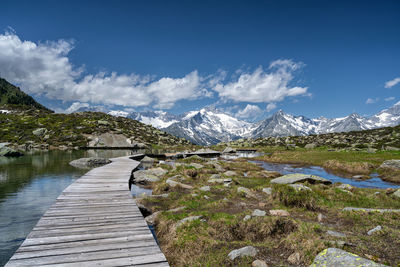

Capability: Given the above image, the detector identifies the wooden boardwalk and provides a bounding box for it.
[6,156,169,267]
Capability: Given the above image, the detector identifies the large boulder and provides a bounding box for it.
[310,248,387,266]
[228,246,258,260]
[133,170,160,184]
[270,173,331,185]
[379,160,400,170]
[69,157,111,169]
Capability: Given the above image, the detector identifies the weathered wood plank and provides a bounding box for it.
[5,156,169,266]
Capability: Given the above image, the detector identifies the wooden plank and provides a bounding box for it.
[5,156,168,266]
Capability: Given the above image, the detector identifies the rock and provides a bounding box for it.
[69,157,111,169]
[223,147,236,153]
[208,177,232,185]
[189,163,204,169]
[141,156,156,164]
[260,170,281,178]
[176,215,202,228]
[166,177,193,189]
[367,225,382,235]
[0,147,23,157]
[305,143,316,149]
[187,155,206,161]
[338,184,353,191]
[167,206,186,212]
[394,189,400,198]
[343,207,400,213]
[385,188,395,195]
[200,186,210,192]
[145,211,161,225]
[352,175,369,180]
[228,246,258,260]
[224,170,237,176]
[379,159,400,170]
[204,195,210,199]
[310,248,386,266]
[210,174,221,179]
[269,209,290,217]
[237,187,257,198]
[385,146,400,151]
[367,147,377,153]
[133,170,160,184]
[317,213,325,222]
[262,187,272,195]
[252,209,266,217]
[244,215,252,221]
[97,120,109,125]
[252,259,268,267]
[270,173,331,185]
[146,167,168,177]
[32,128,47,137]
[288,184,312,191]
[287,252,301,265]
[326,230,346,238]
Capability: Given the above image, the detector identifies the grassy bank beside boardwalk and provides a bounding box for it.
[136,156,400,266]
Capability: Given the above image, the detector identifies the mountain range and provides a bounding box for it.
[103,103,400,145]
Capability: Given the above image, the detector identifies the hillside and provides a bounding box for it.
[0,78,52,112]
[0,110,191,149]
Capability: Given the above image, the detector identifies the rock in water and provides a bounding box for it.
[228,246,258,260]
[270,173,331,185]
[310,248,387,266]
[0,147,23,157]
[69,157,111,169]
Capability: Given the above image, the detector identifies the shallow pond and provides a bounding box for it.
[252,160,400,189]
[0,149,139,266]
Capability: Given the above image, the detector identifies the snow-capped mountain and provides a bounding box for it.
[163,108,255,145]
[127,111,181,128]
[108,110,129,117]
[105,102,400,145]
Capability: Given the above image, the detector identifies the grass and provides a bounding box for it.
[136,156,400,266]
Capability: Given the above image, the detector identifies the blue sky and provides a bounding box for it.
[0,0,399,120]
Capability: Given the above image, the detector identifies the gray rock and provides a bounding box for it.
[326,230,346,238]
[176,215,202,228]
[305,143,316,149]
[133,170,160,184]
[379,159,400,170]
[32,128,47,137]
[252,209,266,217]
[262,187,272,195]
[208,177,232,184]
[189,163,204,169]
[141,156,156,163]
[237,187,257,198]
[97,120,109,125]
[243,215,252,221]
[224,171,237,176]
[223,147,236,153]
[310,248,387,266]
[166,177,193,189]
[367,225,382,235]
[252,259,268,267]
[167,206,186,212]
[270,173,331,185]
[288,184,312,191]
[0,147,23,157]
[145,211,161,225]
[146,167,168,177]
[200,186,210,192]
[228,246,258,260]
[69,157,111,169]
[343,207,400,213]
[394,189,400,198]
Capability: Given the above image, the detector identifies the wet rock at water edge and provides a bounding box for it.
[0,146,24,157]
[270,173,332,185]
[69,157,111,169]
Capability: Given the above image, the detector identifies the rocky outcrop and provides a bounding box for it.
[379,160,400,170]
[69,157,111,169]
[310,248,387,266]
[87,133,146,148]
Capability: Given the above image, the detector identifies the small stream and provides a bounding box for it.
[252,161,400,189]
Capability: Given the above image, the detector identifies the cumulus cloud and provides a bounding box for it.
[385,96,395,101]
[65,102,90,113]
[366,97,379,104]
[385,77,400,88]
[266,103,277,112]
[213,59,308,103]
[236,104,263,119]
[0,31,209,109]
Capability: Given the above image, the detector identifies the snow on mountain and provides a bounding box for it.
[127,111,181,128]
[107,110,129,117]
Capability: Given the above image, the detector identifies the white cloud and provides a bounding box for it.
[236,104,263,119]
[0,31,209,109]
[65,102,90,113]
[366,97,379,104]
[213,59,308,103]
[385,77,400,88]
[385,96,395,101]
[266,103,277,112]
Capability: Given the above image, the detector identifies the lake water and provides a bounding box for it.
[252,160,400,189]
[0,149,137,266]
